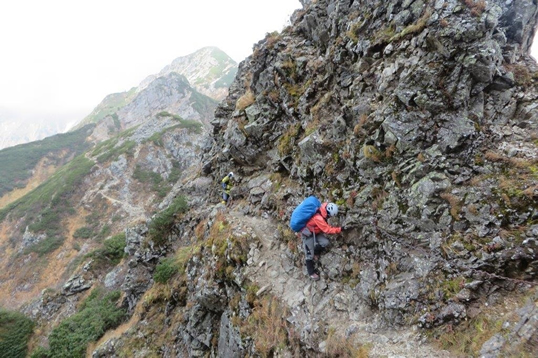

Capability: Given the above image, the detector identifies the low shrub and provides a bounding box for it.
[46,289,126,358]
[86,233,126,268]
[133,165,171,198]
[148,196,188,245]
[153,257,179,284]
[73,226,94,239]
[0,309,35,358]
[24,236,65,256]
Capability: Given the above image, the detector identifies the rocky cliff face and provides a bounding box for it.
[197,0,538,355]
[85,0,538,356]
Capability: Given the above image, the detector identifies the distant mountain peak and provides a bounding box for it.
[74,47,235,134]
[138,47,238,101]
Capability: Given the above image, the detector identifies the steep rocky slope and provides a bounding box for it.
[75,0,538,357]
[198,0,538,355]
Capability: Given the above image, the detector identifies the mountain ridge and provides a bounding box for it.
[75,47,237,133]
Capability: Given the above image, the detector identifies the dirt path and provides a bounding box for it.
[233,210,453,357]
[80,161,146,221]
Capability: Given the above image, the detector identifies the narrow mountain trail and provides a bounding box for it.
[231,209,453,357]
[80,159,147,221]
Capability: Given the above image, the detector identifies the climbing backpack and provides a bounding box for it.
[289,196,321,232]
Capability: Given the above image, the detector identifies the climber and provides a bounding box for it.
[221,172,234,205]
[301,202,341,281]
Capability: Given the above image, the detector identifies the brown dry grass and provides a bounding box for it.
[236,90,255,111]
[391,170,402,188]
[326,327,371,357]
[385,144,397,159]
[484,150,536,169]
[389,7,432,42]
[417,153,426,162]
[239,295,301,357]
[194,219,208,240]
[0,207,90,309]
[430,289,536,357]
[440,192,462,220]
[0,157,58,209]
[464,0,486,17]
[353,114,369,137]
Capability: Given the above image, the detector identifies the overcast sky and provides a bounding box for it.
[1,1,538,124]
[0,0,301,122]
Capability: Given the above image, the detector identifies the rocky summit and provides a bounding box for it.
[0,1,537,357]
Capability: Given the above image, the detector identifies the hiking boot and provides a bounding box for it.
[309,273,320,281]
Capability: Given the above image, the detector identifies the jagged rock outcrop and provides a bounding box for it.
[200,0,538,355]
[119,73,216,129]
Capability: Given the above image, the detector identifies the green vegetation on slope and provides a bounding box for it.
[90,125,140,160]
[33,288,126,358]
[215,67,238,89]
[189,91,218,117]
[148,195,188,246]
[153,257,179,283]
[210,47,235,65]
[0,155,95,253]
[0,309,35,358]
[0,124,94,198]
[133,165,169,198]
[74,88,137,129]
[85,233,127,269]
[96,140,136,163]
[155,111,204,134]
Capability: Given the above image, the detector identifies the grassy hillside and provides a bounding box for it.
[0,124,95,199]
[0,309,34,358]
[0,154,95,255]
[74,88,137,130]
